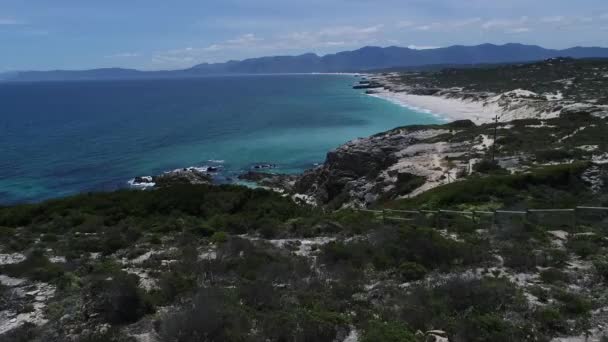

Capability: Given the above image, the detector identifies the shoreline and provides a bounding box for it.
[362,74,576,125]
[366,88,502,125]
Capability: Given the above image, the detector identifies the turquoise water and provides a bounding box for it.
[0,75,440,204]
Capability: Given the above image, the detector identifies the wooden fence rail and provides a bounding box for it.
[354,206,608,229]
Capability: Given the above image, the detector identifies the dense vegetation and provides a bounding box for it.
[1,167,607,341]
[392,58,608,105]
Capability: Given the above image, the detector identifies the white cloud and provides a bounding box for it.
[411,18,481,32]
[226,33,262,45]
[150,25,386,68]
[106,52,139,58]
[407,45,440,50]
[414,23,441,31]
[396,20,414,28]
[482,16,529,30]
[318,25,383,37]
[507,27,531,34]
[0,18,21,25]
[541,16,565,23]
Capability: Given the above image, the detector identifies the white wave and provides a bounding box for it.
[127,178,156,189]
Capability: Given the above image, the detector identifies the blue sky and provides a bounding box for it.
[1,0,607,71]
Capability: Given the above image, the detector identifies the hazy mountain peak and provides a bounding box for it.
[4,43,608,82]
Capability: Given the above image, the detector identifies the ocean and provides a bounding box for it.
[0,74,441,204]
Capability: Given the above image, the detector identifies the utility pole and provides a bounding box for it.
[491,115,499,162]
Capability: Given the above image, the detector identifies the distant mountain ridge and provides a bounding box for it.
[5,43,608,82]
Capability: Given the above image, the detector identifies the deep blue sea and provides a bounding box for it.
[0,75,440,204]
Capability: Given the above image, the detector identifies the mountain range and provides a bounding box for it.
[3,43,608,82]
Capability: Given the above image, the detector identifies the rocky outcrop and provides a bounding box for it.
[238,171,297,191]
[294,121,478,208]
[153,168,213,187]
[130,168,213,189]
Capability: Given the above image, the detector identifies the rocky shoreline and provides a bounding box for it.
[129,58,608,209]
[233,59,608,208]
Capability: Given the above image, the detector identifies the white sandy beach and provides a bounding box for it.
[368,90,497,124]
[368,88,560,125]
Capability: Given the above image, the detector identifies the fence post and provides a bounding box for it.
[472,211,478,228]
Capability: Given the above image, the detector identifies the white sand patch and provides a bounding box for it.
[369,88,558,125]
[369,90,496,124]
[0,275,26,287]
[545,92,564,101]
[0,253,26,265]
[592,153,608,164]
[0,282,55,335]
[548,230,569,248]
[130,250,159,264]
[199,249,217,261]
[292,193,317,206]
[124,268,157,291]
[49,256,66,263]
[473,134,494,151]
[526,121,557,128]
[578,145,599,152]
[343,328,359,342]
[242,236,336,257]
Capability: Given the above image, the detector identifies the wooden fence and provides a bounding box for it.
[357,206,608,230]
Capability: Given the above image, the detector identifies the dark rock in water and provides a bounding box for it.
[239,171,271,182]
[252,163,277,170]
[154,169,212,187]
[238,171,297,191]
[207,166,219,173]
[132,176,153,184]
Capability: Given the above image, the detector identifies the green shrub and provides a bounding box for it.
[0,250,64,282]
[540,268,570,284]
[159,288,249,342]
[567,234,604,259]
[398,262,428,282]
[88,272,153,325]
[535,306,568,334]
[210,231,228,244]
[473,159,504,174]
[594,257,608,281]
[456,313,523,342]
[1,322,38,342]
[361,320,416,342]
[555,291,592,316]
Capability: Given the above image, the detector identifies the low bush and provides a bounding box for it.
[0,250,64,282]
[398,262,428,282]
[210,231,228,244]
[540,268,570,284]
[361,320,416,342]
[87,272,153,325]
[159,288,249,342]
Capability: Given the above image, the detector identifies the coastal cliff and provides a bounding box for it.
[287,58,608,208]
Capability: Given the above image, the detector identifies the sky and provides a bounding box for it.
[1,0,608,72]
